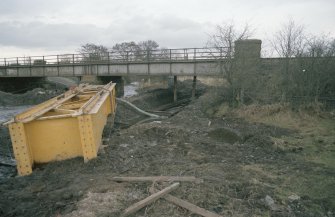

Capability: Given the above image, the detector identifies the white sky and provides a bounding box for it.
[0,0,334,57]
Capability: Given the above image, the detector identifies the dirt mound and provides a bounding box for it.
[0,88,62,106]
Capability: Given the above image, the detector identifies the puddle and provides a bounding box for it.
[208,127,242,144]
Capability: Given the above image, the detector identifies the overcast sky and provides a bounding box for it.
[0,0,334,57]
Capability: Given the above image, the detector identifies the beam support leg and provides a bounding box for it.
[8,123,33,176]
[192,76,197,99]
[173,76,177,102]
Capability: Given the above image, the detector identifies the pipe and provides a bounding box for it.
[116,98,163,118]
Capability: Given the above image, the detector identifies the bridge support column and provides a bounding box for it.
[192,76,197,99]
[173,76,177,102]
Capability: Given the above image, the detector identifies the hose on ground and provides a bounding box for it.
[116,98,165,119]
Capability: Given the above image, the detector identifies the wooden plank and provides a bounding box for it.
[110,176,203,183]
[149,188,223,217]
[163,194,223,217]
[121,182,180,217]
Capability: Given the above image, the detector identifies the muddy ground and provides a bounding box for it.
[0,80,334,217]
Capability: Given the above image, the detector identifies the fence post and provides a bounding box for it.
[57,55,60,76]
[219,47,223,75]
[194,49,197,75]
[16,57,19,76]
[42,56,45,76]
[4,58,7,76]
[108,52,110,74]
[72,54,75,76]
[29,57,32,76]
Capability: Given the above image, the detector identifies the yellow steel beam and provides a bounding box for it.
[8,123,33,176]
[78,115,97,162]
[14,89,79,123]
[24,118,82,163]
[6,81,117,176]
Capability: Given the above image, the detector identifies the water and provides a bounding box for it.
[124,82,139,98]
[0,105,32,124]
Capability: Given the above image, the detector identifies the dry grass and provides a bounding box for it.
[232,103,320,131]
[231,103,335,212]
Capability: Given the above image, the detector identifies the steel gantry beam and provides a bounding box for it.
[4,82,117,176]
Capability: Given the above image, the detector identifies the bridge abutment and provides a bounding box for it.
[234,39,262,105]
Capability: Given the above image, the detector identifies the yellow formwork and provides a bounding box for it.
[5,82,117,176]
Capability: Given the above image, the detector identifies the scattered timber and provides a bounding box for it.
[149,188,223,217]
[121,182,180,217]
[110,176,203,183]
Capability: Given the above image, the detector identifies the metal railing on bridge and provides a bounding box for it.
[0,47,229,67]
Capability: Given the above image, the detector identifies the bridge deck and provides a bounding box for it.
[0,47,228,77]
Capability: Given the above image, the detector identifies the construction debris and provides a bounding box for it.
[118,175,222,217]
[149,187,223,217]
[121,182,180,217]
[110,176,203,183]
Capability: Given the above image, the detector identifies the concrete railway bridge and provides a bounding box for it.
[0,39,262,100]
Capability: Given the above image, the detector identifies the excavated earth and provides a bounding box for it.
[0,81,334,217]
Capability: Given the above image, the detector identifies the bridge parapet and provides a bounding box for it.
[0,47,228,67]
[0,41,265,77]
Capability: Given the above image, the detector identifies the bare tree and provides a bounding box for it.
[206,21,253,85]
[78,43,109,62]
[306,34,335,57]
[206,21,253,106]
[298,35,335,104]
[271,19,306,102]
[112,41,139,61]
[137,40,159,51]
[271,20,335,107]
[136,40,159,60]
[272,19,305,58]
